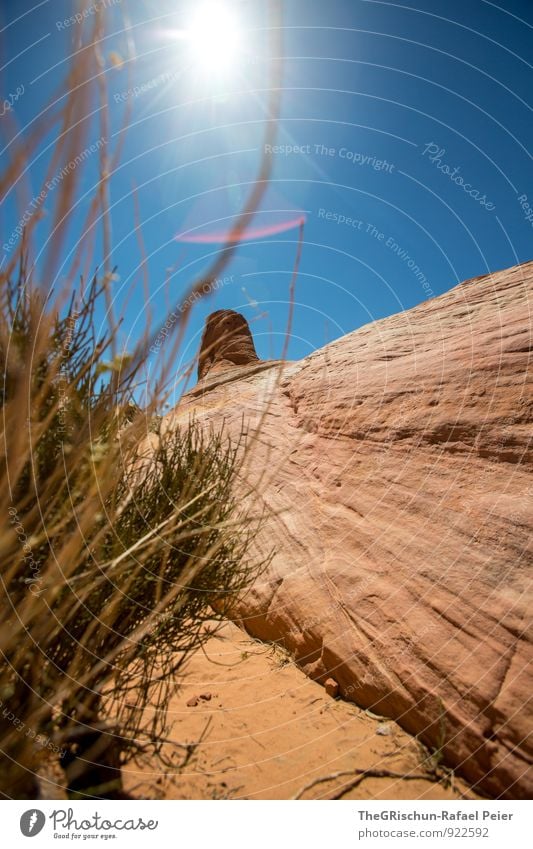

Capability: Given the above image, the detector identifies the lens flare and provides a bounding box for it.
[176,214,306,244]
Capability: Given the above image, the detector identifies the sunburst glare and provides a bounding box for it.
[185,3,243,76]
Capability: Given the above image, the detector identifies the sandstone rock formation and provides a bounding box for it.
[197,309,259,381]
[169,260,533,798]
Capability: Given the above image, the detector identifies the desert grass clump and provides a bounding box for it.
[0,267,267,799]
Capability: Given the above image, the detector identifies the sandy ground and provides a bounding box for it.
[122,621,480,801]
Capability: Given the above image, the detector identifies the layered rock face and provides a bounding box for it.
[197,309,259,381]
[170,261,533,798]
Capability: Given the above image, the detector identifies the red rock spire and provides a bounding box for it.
[197,310,259,380]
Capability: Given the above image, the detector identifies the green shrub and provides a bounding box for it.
[0,265,267,800]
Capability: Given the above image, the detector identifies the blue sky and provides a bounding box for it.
[1,0,532,397]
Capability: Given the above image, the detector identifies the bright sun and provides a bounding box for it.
[186,3,243,75]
